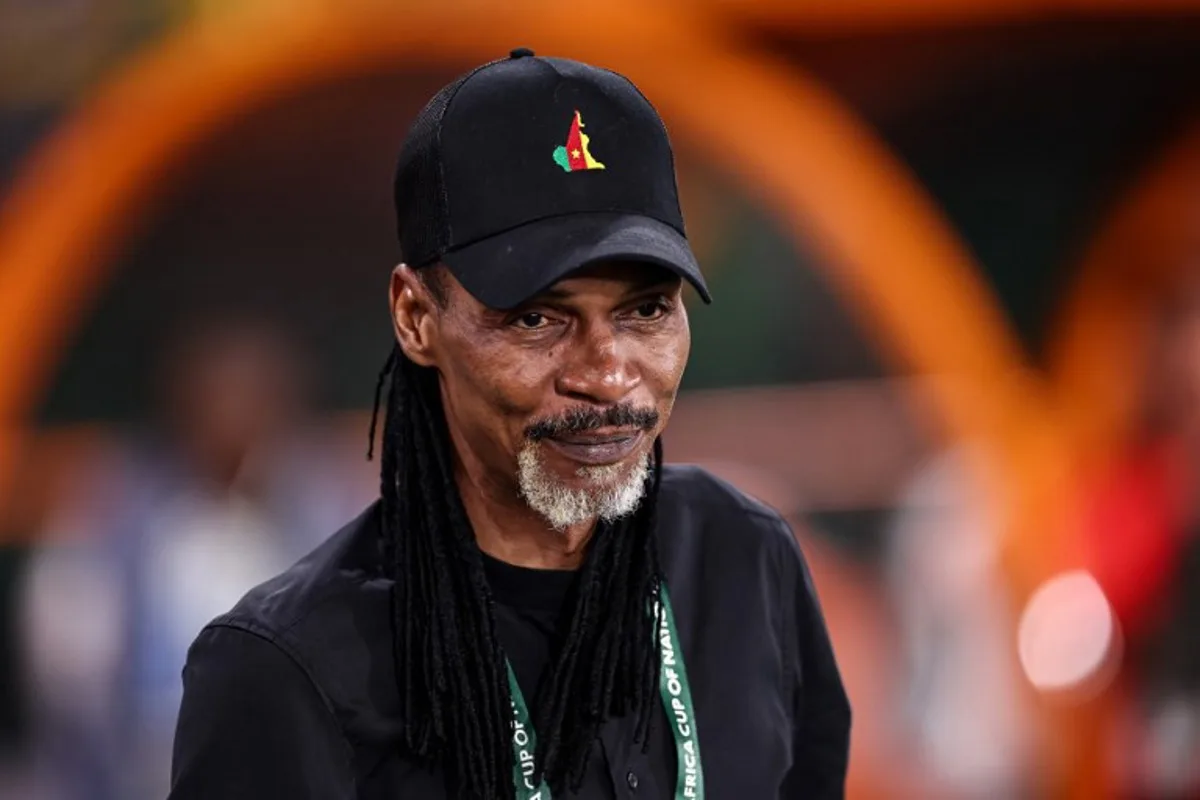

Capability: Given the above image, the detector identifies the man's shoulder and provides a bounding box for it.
[655,465,817,646]
[657,464,796,555]
[660,463,782,518]
[183,501,400,752]
[200,501,392,669]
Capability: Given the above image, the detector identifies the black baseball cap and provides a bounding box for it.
[393,48,711,309]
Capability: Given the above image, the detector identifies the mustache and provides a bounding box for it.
[525,404,660,441]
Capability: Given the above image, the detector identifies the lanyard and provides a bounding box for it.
[507,586,704,800]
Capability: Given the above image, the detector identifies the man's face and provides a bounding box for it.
[405,261,690,529]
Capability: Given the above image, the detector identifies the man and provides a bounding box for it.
[168,50,850,799]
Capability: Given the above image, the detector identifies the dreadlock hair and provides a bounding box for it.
[367,292,665,799]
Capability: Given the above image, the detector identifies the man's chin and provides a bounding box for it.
[517,442,652,531]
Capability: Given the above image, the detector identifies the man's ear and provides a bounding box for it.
[389,264,438,367]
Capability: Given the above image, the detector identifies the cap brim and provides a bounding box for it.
[441,212,711,310]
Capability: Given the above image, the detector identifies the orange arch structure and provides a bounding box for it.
[0,0,1072,643]
[0,0,1076,648]
[0,0,1053,530]
[1051,119,1200,459]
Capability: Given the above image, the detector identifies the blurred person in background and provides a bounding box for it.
[1083,272,1200,798]
[17,314,372,800]
[885,444,1036,799]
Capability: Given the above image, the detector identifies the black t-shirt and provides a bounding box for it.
[481,551,576,703]
[168,465,851,799]
[480,553,678,797]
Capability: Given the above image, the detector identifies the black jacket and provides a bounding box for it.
[168,465,851,798]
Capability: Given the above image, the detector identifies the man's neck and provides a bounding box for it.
[455,461,595,570]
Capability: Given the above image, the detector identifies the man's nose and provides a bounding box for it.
[555,324,640,405]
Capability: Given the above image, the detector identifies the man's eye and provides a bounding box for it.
[513,312,549,330]
[633,301,668,320]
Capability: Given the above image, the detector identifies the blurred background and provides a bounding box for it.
[0,0,1197,797]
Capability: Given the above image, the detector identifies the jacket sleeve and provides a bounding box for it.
[168,623,355,800]
[777,521,852,798]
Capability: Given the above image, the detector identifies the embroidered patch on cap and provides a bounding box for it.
[552,110,606,172]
